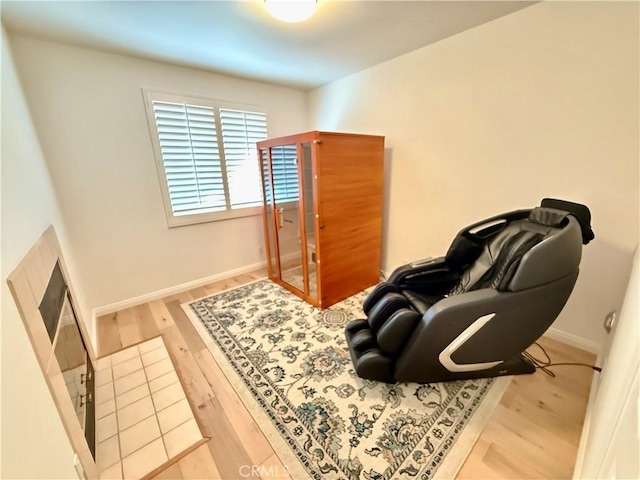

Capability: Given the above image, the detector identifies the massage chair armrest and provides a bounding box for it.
[421,289,502,326]
[387,256,446,283]
[362,259,453,315]
[386,256,458,292]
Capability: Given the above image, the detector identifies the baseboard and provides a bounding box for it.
[543,327,601,354]
[92,260,267,318]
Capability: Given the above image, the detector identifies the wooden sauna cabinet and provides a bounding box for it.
[257,131,384,308]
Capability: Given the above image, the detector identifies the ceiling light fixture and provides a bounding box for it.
[265,0,317,23]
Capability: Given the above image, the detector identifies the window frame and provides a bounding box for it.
[143,89,269,227]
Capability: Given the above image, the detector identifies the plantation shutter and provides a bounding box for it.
[219,109,267,209]
[270,144,300,202]
[260,149,273,205]
[151,101,225,216]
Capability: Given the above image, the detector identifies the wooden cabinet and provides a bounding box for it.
[257,131,384,308]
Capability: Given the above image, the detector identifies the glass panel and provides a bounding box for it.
[260,149,279,279]
[38,262,67,341]
[54,293,88,429]
[271,144,304,292]
[301,142,317,300]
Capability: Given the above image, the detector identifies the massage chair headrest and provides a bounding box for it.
[540,198,594,245]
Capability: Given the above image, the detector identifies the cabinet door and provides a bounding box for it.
[260,139,319,305]
[260,139,318,303]
[259,148,280,280]
[260,143,308,294]
[270,144,305,293]
[300,141,317,300]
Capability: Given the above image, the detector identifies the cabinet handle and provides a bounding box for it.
[319,225,325,229]
[80,392,93,407]
[277,208,284,229]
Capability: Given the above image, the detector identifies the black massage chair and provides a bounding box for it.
[345,199,594,383]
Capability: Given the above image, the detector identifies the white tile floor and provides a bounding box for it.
[94,337,204,479]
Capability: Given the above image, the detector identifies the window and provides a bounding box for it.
[144,90,268,227]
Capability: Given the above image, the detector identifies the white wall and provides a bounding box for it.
[1,27,80,480]
[308,1,639,350]
[8,34,308,311]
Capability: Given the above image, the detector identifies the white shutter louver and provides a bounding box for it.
[152,101,226,216]
[270,144,300,203]
[219,109,267,209]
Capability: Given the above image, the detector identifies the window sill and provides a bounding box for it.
[166,206,263,228]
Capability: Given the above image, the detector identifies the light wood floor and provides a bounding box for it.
[96,269,596,479]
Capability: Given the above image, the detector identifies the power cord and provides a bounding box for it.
[524,342,602,378]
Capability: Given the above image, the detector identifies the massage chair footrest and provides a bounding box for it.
[345,319,395,383]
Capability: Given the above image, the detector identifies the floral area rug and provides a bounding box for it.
[184,280,510,480]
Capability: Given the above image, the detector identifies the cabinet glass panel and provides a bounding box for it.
[271,144,304,292]
[260,149,279,279]
[301,142,317,299]
[53,293,88,431]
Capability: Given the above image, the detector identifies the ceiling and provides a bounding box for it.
[1,1,535,90]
